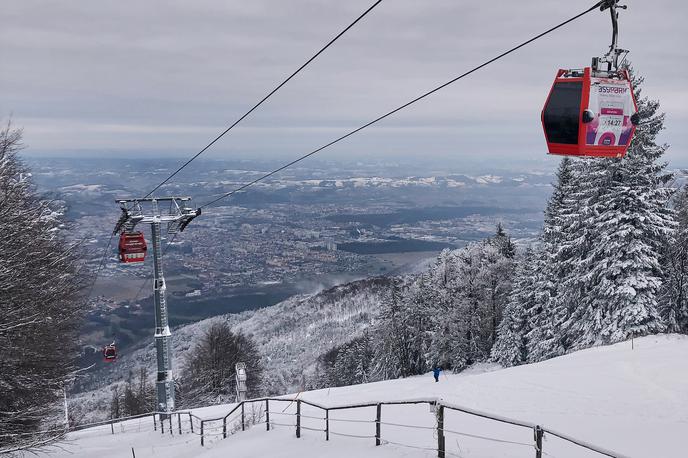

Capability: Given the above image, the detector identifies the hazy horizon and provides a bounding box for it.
[3,0,686,165]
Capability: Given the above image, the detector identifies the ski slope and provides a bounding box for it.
[48,335,687,458]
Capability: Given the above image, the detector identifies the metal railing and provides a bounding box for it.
[16,396,629,458]
[157,396,629,458]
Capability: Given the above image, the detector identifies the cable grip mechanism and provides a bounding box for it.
[593,0,628,75]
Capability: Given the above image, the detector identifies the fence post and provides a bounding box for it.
[200,420,204,446]
[325,409,329,441]
[437,403,445,458]
[153,414,157,431]
[296,399,301,438]
[160,415,165,435]
[534,426,544,458]
[375,403,381,446]
[189,413,194,434]
[178,413,182,435]
[223,416,227,439]
[169,415,173,435]
[266,400,270,431]
[110,420,114,435]
[241,402,245,431]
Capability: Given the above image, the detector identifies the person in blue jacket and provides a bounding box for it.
[433,366,442,382]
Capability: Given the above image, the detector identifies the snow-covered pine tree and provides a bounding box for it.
[491,223,516,259]
[564,69,674,348]
[527,157,593,361]
[457,244,490,364]
[403,275,432,375]
[332,333,375,386]
[661,184,688,333]
[453,242,513,365]
[314,345,340,389]
[351,333,376,384]
[482,233,515,347]
[524,246,565,362]
[491,249,535,366]
[417,238,514,371]
[372,278,415,379]
[424,249,465,370]
[542,157,574,245]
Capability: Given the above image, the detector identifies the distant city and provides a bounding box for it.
[29,156,555,351]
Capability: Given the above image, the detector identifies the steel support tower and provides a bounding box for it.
[113,197,200,415]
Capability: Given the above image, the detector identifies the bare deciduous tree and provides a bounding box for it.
[178,321,263,408]
[0,122,86,451]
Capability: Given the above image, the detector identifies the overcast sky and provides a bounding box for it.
[2,0,686,167]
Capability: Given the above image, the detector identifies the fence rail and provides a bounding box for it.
[22,396,630,458]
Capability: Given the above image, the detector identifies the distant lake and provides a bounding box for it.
[84,271,363,353]
[338,239,454,254]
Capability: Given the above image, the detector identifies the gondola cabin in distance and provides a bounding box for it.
[102,344,117,362]
[118,231,147,263]
[542,67,638,158]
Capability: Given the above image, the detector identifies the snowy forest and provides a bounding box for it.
[316,73,688,387]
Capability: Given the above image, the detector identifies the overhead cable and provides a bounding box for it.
[200,1,604,209]
[143,0,384,198]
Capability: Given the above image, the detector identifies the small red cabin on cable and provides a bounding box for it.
[542,67,638,158]
[102,344,117,362]
[118,231,147,263]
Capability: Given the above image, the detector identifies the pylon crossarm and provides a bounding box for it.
[113,197,199,232]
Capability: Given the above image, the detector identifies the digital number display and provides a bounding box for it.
[602,118,622,127]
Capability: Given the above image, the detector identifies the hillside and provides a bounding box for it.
[69,277,391,422]
[53,334,687,458]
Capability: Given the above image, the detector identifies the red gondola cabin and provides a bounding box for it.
[542,67,638,158]
[103,344,117,362]
[118,231,147,263]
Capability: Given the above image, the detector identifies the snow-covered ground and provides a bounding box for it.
[46,334,687,458]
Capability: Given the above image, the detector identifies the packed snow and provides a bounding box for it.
[45,334,686,458]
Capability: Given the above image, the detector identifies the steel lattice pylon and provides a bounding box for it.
[113,197,200,415]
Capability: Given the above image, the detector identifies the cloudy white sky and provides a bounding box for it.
[2,0,686,166]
